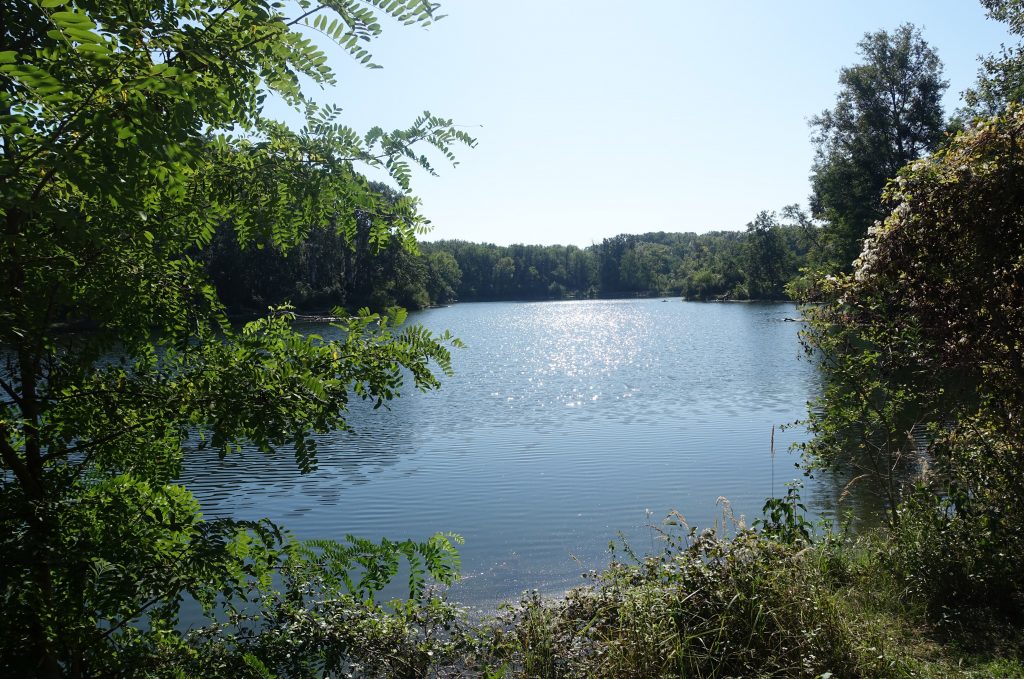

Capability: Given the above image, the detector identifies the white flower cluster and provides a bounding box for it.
[853,220,886,281]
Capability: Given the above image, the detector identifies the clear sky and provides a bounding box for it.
[272,1,1014,247]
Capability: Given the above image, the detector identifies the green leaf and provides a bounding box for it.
[49,11,96,28]
[63,26,103,44]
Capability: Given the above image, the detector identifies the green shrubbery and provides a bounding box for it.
[280,502,1019,678]
[483,526,869,678]
[800,107,1024,629]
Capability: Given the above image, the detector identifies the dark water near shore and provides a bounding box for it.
[180,299,833,610]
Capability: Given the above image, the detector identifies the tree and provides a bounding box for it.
[0,1,473,675]
[597,234,635,293]
[619,242,673,293]
[425,251,462,304]
[850,106,1024,452]
[801,107,1024,610]
[810,24,947,269]
[742,211,788,299]
[962,0,1024,117]
[199,180,419,313]
[492,255,516,296]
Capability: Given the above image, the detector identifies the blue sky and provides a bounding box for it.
[274,1,1014,247]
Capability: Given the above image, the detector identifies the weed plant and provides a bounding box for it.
[476,515,893,679]
[465,494,1024,679]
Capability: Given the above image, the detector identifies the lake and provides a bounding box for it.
[180,299,831,610]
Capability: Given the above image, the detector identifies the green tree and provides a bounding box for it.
[810,24,947,269]
[0,1,472,675]
[425,251,462,304]
[619,242,673,293]
[742,211,788,299]
[201,182,428,312]
[962,0,1024,116]
[685,268,725,300]
[492,255,516,296]
[801,107,1024,607]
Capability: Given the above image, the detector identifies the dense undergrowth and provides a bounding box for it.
[471,506,1023,679]
[165,495,1023,678]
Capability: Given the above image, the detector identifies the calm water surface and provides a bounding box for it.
[180,299,827,609]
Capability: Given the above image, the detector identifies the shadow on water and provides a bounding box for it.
[179,423,417,518]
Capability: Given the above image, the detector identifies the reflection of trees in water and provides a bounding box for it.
[809,465,889,531]
[798,348,936,531]
[810,450,930,531]
[178,399,423,515]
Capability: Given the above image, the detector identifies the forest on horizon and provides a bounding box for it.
[203,208,817,312]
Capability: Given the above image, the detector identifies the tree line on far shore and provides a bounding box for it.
[202,204,821,312]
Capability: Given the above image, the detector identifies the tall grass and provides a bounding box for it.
[464,506,1024,678]
[477,522,894,678]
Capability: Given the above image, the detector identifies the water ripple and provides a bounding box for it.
[180,299,822,608]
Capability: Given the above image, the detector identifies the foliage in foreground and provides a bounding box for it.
[479,517,1024,679]
[279,496,1019,679]
[0,1,471,676]
[799,106,1024,626]
[486,519,871,679]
